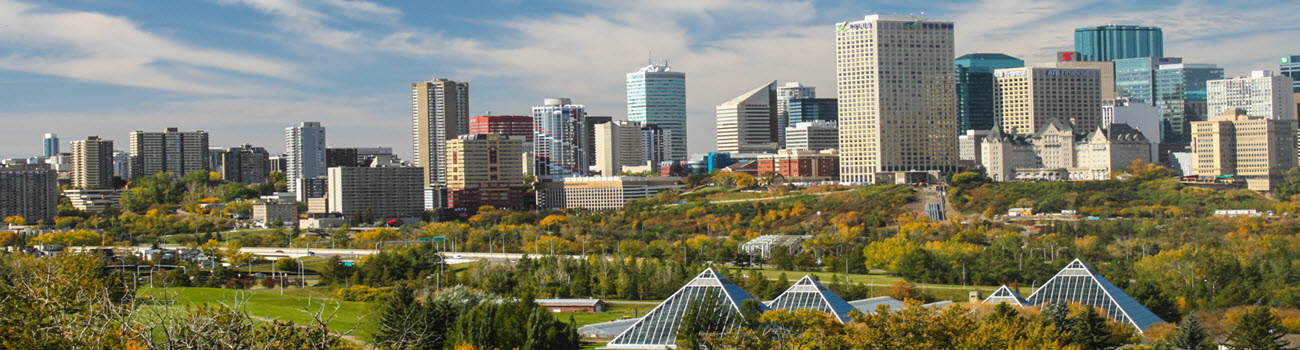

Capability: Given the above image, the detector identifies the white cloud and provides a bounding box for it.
[0,0,301,94]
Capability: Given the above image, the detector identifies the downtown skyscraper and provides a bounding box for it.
[1074,25,1163,62]
[627,63,686,161]
[128,128,209,179]
[412,79,470,201]
[716,81,779,154]
[533,98,587,176]
[285,122,326,198]
[835,15,957,183]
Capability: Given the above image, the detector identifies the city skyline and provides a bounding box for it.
[1,0,1297,160]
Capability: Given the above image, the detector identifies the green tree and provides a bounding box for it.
[1170,313,1212,350]
[1070,306,1116,350]
[370,284,452,349]
[1224,307,1291,350]
[1275,167,1300,200]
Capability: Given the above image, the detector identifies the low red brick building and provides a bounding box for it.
[755,149,839,181]
[536,299,607,312]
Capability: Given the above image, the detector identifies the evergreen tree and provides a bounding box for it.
[988,302,1020,322]
[1070,306,1114,350]
[1171,313,1211,350]
[1041,302,1073,334]
[369,284,451,349]
[1225,307,1292,350]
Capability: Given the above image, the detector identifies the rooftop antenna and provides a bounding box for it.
[648,50,653,66]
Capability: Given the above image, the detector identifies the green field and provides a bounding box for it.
[565,302,658,327]
[137,286,373,336]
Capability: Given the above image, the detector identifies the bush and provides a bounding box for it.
[224,277,254,289]
[260,277,278,289]
[335,284,389,302]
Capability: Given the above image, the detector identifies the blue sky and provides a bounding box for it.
[1,0,1296,160]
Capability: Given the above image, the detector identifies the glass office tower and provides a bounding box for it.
[955,53,1024,133]
[1074,25,1163,62]
[1155,63,1223,142]
[627,64,687,161]
[1115,57,1182,103]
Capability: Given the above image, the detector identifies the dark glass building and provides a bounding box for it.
[1155,63,1223,142]
[1074,25,1163,62]
[955,53,1024,133]
[1282,55,1300,93]
[787,98,838,126]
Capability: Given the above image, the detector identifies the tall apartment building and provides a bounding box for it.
[533,98,588,176]
[836,15,957,183]
[1207,71,1296,121]
[285,122,326,196]
[785,121,839,152]
[1155,63,1223,142]
[627,63,687,161]
[717,81,779,154]
[1281,55,1300,93]
[1191,109,1298,192]
[71,136,114,189]
[445,134,530,210]
[43,133,59,157]
[994,67,1104,135]
[594,121,644,176]
[776,82,816,147]
[412,79,470,192]
[0,164,58,224]
[128,128,210,179]
[326,148,359,168]
[221,144,270,184]
[1115,57,1182,103]
[535,176,683,210]
[268,155,286,174]
[1073,25,1163,62]
[112,150,130,179]
[640,124,672,167]
[326,165,424,218]
[956,53,1025,133]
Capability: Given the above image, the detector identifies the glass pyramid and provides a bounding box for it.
[1026,259,1165,332]
[604,268,762,349]
[981,285,1030,306]
[766,275,857,323]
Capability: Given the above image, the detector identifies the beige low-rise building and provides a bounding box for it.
[1191,109,1298,192]
[326,165,424,218]
[535,176,683,210]
[252,201,298,225]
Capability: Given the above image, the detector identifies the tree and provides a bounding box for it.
[1275,167,1300,200]
[1170,313,1211,350]
[3,215,26,226]
[1224,307,1291,350]
[676,294,730,350]
[1070,306,1116,350]
[370,284,452,349]
[275,257,300,273]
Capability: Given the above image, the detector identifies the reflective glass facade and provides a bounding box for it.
[787,98,839,126]
[1074,25,1163,62]
[1026,260,1165,332]
[767,276,856,322]
[606,268,760,348]
[956,53,1024,133]
[1155,64,1223,142]
[627,65,687,161]
[1281,55,1300,93]
[1115,57,1182,103]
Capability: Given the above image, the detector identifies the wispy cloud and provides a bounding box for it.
[0,0,301,95]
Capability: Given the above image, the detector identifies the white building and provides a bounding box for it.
[285,122,326,198]
[535,176,683,210]
[836,15,957,183]
[717,81,779,154]
[533,98,588,176]
[785,121,839,152]
[1207,70,1296,120]
[1102,99,1162,161]
[627,63,687,161]
[326,165,424,219]
[776,82,816,147]
[959,129,989,166]
[982,119,1151,182]
[411,79,470,194]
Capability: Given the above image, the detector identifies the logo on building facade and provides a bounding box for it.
[1058,51,1078,62]
[836,22,872,32]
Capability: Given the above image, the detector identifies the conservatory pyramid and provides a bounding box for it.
[766,275,858,323]
[980,285,1031,307]
[1026,259,1165,332]
[604,268,764,349]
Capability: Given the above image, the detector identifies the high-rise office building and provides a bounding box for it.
[128,128,210,179]
[71,136,114,189]
[1074,25,1163,62]
[0,164,58,224]
[594,121,644,176]
[776,82,816,147]
[1192,109,1297,192]
[717,81,779,154]
[956,53,1025,133]
[1207,71,1297,121]
[412,79,470,191]
[221,144,270,185]
[1281,55,1300,93]
[836,15,957,183]
[641,124,672,166]
[584,116,613,167]
[994,67,1104,135]
[469,115,533,144]
[1115,57,1182,103]
[533,98,587,176]
[788,98,839,126]
[285,122,326,196]
[42,133,59,158]
[627,63,687,161]
[445,134,530,210]
[1047,60,1118,100]
[785,121,839,152]
[1155,63,1223,142]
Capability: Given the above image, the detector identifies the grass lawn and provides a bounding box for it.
[137,286,373,337]
[564,302,656,328]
